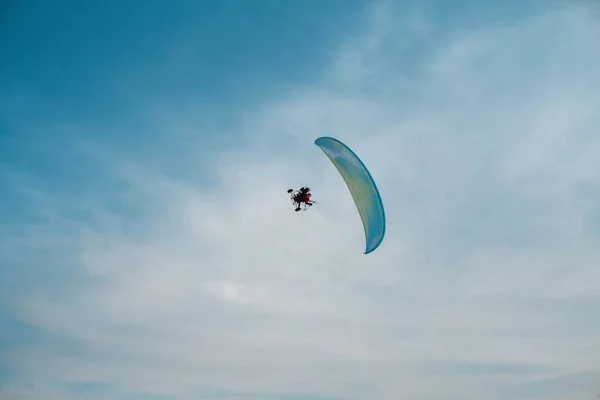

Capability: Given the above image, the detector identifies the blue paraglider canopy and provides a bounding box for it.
[314,137,386,254]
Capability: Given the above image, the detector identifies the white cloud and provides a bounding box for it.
[4,2,600,400]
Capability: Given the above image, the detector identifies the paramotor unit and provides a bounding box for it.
[287,187,314,212]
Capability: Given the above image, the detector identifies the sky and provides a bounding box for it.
[1,0,600,399]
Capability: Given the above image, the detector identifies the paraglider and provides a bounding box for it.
[314,137,386,254]
[285,137,385,254]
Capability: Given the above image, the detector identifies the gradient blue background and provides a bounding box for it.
[2,1,600,399]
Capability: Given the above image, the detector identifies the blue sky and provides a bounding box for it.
[1,1,600,399]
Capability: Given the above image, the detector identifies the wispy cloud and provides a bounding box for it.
[1,1,599,399]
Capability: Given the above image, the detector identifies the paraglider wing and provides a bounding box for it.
[314,137,386,254]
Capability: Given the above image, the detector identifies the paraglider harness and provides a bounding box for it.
[287,187,314,212]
